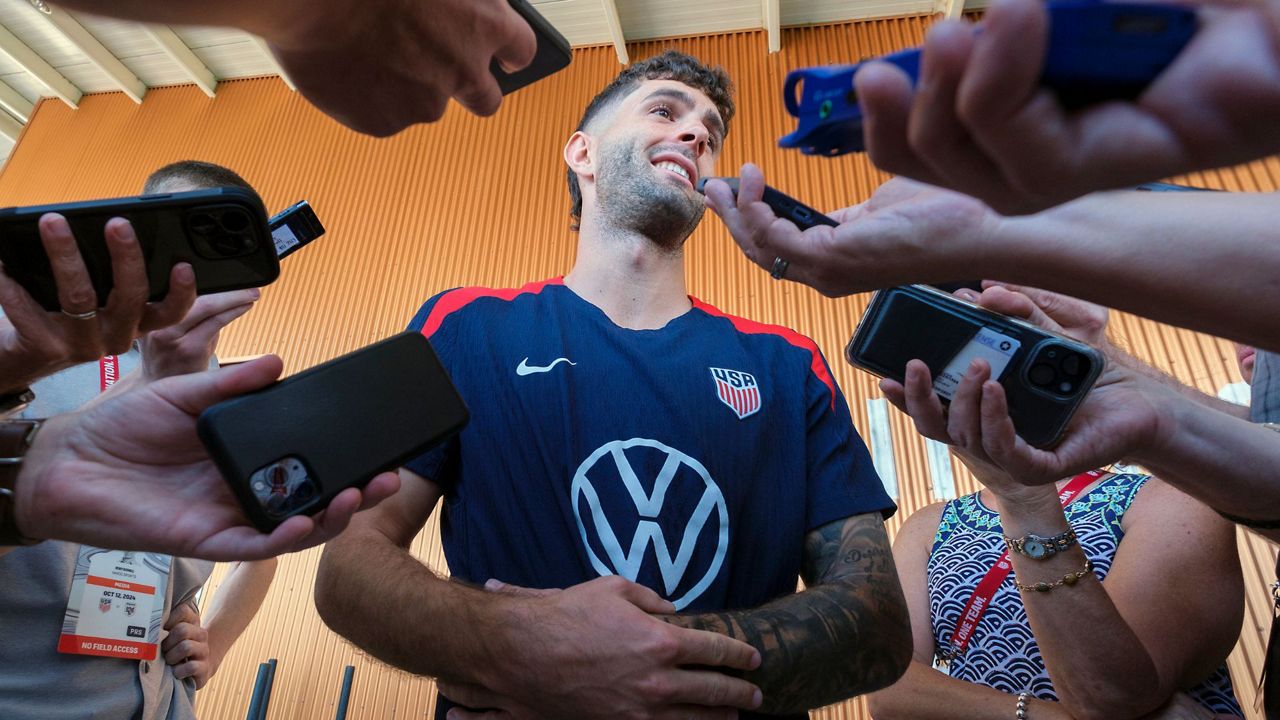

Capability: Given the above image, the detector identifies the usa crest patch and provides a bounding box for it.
[710,367,761,419]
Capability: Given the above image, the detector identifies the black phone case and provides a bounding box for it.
[0,187,278,311]
[197,332,470,532]
[696,177,839,230]
[845,284,1104,448]
[493,0,572,95]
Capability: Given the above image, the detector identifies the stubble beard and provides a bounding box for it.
[594,138,705,252]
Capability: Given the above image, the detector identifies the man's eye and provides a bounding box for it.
[652,105,673,119]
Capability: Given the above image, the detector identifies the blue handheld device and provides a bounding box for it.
[779,0,1198,156]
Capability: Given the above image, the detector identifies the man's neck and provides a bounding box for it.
[563,218,692,331]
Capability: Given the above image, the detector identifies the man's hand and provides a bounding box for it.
[703,165,998,297]
[163,603,217,689]
[12,355,400,560]
[855,0,1280,213]
[0,214,196,393]
[140,288,260,381]
[439,576,763,720]
[265,0,538,136]
[880,285,1165,486]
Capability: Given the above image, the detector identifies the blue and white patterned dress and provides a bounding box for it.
[927,472,1241,715]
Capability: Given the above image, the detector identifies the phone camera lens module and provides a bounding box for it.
[189,213,216,233]
[1059,381,1075,394]
[1029,363,1055,387]
[219,210,250,233]
[1061,352,1084,376]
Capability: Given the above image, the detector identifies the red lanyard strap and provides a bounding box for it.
[941,470,1105,659]
[99,355,120,392]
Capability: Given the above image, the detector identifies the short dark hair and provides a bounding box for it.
[144,160,263,206]
[566,51,735,228]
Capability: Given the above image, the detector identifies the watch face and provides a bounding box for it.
[1023,538,1047,559]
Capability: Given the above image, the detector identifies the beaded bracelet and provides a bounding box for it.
[1014,559,1094,593]
[1016,692,1029,719]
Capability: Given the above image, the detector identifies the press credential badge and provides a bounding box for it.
[58,548,170,660]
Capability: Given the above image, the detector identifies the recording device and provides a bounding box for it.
[197,332,470,531]
[696,177,838,231]
[268,200,325,260]
[779,0,1198,156]
[846,284,1104,448]
[0,188,277,311]
[492,0,573,95]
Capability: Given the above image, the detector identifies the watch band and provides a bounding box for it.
[0,419,44,546]
[1004,528,1078,560]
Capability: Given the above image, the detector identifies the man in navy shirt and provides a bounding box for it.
[316,51,911,719]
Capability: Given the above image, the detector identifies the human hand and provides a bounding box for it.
[855,0,1280,214]
[13,356,401,560]
[140,288,260,381]
[703,164,998,297]
[440,576,762,720]
[0,214,196,393]
[880,285,1164,487]
[264,0,538,136]
[163,603,217,689]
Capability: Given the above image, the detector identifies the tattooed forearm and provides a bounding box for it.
[661,513,911,715]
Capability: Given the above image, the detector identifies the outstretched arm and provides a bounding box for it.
[660,511,912,715]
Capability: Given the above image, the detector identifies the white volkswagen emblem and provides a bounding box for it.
[571,438,729,610]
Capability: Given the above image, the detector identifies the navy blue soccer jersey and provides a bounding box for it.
[405,278,894,719]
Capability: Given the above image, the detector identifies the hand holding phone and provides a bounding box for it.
[847,284,1103,447]
[197,332,469,531]
[0,188,277,312]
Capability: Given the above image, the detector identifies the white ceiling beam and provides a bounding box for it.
[246,35,296,91]
[763,0,781,53]
[0,79,34,123]
[0,24,80,108]
[38,7,146,103]
[0,109,25,143]
[600,0,628,65]
[941,0,967,20]
[142,25,216,97]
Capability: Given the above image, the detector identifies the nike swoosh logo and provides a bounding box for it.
[516,357,576,376]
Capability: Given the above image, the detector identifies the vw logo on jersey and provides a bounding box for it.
[571,438,729,610]
[710,367,761,420]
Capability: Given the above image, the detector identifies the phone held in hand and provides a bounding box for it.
[846,284,1104,448]
[0,187,278,311]
[268,200,325,260]
[696,177,838,231]
[492,0,572,95]
[197,332,470,532]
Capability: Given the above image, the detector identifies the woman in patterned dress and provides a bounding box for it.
[867,285,1245,719]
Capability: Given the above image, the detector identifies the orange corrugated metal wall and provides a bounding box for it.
[0,17,1275,719]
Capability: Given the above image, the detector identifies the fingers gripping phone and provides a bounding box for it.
[846,284,1104,448]
[0,188,278,311]
[492,0,572,95]
[197,332,470,531]
[268,200,325,260]
[696,177,839,231]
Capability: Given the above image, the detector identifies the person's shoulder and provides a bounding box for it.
[411,278,562,336]
[690,296,822,353]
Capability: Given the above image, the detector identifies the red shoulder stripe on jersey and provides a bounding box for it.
[420,277,564,338]
[690,297,837,411]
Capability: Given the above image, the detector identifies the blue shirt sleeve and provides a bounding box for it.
[402,291,461,486]
[805,350,896,531]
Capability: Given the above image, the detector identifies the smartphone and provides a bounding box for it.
[0,187,278,312]
[780,0,1197,155]
[269,200,325,260]
[492,0,572,95]
[846,284,1104,448]
[696,177,838,230]
[197,332,470,531]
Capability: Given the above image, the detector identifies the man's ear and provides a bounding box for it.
[564,131,594,182]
